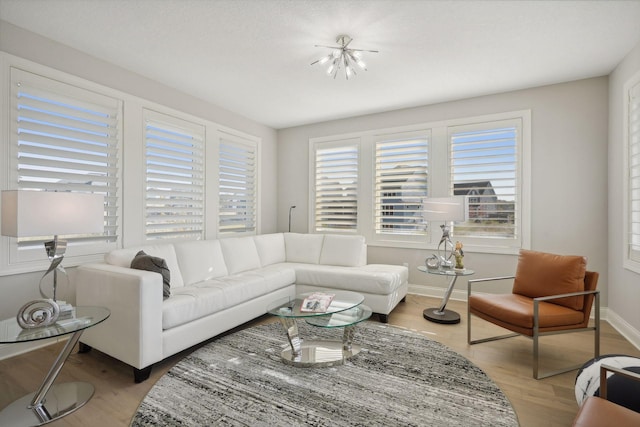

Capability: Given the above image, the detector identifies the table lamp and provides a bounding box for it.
[1,190,104,328]
[423,196,466,269]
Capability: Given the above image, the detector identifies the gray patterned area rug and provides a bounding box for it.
[131,321,519,426]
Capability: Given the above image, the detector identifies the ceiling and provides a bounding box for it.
[2,0,640,130]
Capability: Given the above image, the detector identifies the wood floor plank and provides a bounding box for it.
[1,294,638,426]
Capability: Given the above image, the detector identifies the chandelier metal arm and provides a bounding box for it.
[311,34,378,79]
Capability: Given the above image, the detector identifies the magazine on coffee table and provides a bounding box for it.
[300,292,335,312]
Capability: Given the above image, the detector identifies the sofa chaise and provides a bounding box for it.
[76,232,408,382]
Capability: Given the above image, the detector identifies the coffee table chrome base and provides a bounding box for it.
[423,307,461,324]
[281,340,362,367]
[278,317,362,367]
[0,381,94,427]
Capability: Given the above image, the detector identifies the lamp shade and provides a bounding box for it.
[1,190,104,237]
[423,196,467,222]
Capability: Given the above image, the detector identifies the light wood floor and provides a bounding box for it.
[1,294,639,427]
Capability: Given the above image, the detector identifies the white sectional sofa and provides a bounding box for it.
[76,232,408,382]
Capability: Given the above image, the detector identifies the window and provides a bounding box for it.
[374,132,429,236]
[8,67,121,264]
[308,111,529,253]
[312,139,359,232]
[218,132,257,235]
[450,120,520,241]
[626,76,640,268]
[143,110,205,241]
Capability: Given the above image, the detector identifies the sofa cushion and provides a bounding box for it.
[292,263,408,295]
[105,244,185,288]
[513,249,587,310]
[219,236,261,274]
[130,250,171,299]
[319,234,366,267]
[174,240,229,286]
[254,233,286,266]
[162,266,295,330]
[284,233,324,264]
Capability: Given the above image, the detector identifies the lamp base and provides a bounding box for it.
[423,308,461,324]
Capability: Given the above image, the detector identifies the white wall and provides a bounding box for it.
[0,22,279,320]
[608,39,640,347]
[278,78,609,302]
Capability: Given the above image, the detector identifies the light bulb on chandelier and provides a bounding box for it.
[311,35,378,80]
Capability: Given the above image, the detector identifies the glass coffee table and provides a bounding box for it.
[267,291,371,367]
[0,306,110,427]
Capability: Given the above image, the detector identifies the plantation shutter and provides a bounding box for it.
[313,140,359,232]
[374,134,429,235]
[143,110,205,240]
[10,67,120,255]
[218,134,257,234]
[450,120,520,239]
[629,82,640,261]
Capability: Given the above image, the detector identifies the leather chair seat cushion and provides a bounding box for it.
[573,396,640,427]
[469,293,584,329]
[513,249,587,310]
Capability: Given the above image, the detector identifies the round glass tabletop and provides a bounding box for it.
[0,306,110,344]
[267,291,364,319]
[417,265,475,276]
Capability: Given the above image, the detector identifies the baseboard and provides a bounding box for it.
[408,284,640,352]
[606,308,640,351]
[408,283,468,302]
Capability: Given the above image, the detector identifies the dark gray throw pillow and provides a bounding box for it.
[130,250,171,300]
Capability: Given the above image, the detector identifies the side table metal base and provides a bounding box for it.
[423,308,461,324]
[0,381,94,427]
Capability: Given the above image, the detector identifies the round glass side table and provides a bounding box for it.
[0,306,110,427]
[417,266,474,324]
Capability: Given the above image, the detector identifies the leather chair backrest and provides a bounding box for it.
[512,249,587,310]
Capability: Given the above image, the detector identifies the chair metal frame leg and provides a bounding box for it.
[532,291,600,379]
[467,276,519,346]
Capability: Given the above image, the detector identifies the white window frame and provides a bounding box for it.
[624,70,640,273]
[1,57,122,275]
[217,130,259,236]
[308,111,531,254]
[310,137,361,234]
[142,109,205,242]
[373,130,430,244]
[448,118,524,252]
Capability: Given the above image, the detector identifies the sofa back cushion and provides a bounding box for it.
[254,233,286,266]
[174,240,229,286]
[319,234,366,267]
[219,236,262,274]
[512,249,587,310]
[284,233,325,264]
[104,244,185,288]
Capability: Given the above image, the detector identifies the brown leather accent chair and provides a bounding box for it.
[572,364,640,427]
[467,249,600,379]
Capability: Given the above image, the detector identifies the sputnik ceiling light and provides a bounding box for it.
[311,35,378,80]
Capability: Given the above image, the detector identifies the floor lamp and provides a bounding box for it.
[288,205,296,232]
[1,190,104,328]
